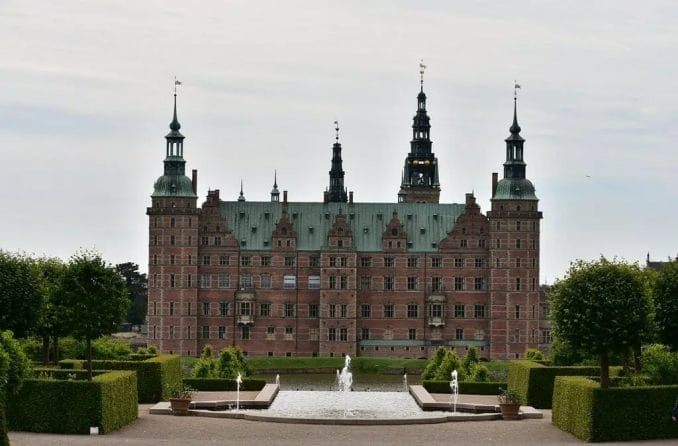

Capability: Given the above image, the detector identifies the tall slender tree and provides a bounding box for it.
[115,262,148,326]
[57,252,130,380]
[653,262,678,350]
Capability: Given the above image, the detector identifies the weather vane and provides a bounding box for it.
[514,80,521,99]
[419,59,427,90]
[174,77,182,95]
[334,120,339,142]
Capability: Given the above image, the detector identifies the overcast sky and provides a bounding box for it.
[1,0,676,282]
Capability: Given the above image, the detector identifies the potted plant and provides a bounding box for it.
[168,384,194,416]
[497,387,523,420]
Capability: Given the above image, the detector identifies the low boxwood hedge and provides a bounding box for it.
[8,370,137,434]
[183,377,267,391]
[553,376,678,442]
[507,360,621,409]
[58,355,181,403]
[32,368,106,380]
[422,380,506,395]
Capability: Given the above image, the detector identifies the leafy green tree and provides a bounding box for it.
[434,350,465,381]
[31,257,68,364]
[0,252,42,338]
[469,363,490,382]
[115,262,148,326]
[57,252,130,380]
[422,347,446,380]
[550,258,649,388]
[216,346,250,379]
[525,348,544,360]
[641,344,678,385]
[0,331,31,446]
[462,347,480,375]
[652,262,678,350]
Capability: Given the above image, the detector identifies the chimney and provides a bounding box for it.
[349,191,353,204]
[491,172,498,197]
[192,169,198,195]
[283,190,288,205]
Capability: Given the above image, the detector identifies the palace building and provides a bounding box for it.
[147,75,547,360]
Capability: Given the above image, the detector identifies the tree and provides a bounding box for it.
[115,262,148,326]
[652,262,678,350]
[57,252,130,380]
[0,252,42,338]
[0,331,31,446]
[550,258,649,388]
[31,257,68,364]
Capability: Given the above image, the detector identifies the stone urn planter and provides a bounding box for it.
[498,403,521,420]
[169,397,192,416]
[497,388,523,420]
[168,385,194,416]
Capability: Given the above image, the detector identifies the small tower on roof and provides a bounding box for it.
[398,61,440,203]
[271,170,280,202]
[238,180,246,202]
[324,120,348,203]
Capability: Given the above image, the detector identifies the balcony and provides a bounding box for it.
[427,316,445,327]
[237,314,254,325]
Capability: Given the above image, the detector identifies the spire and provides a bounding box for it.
[398,62,440,203]
[271,170,280,202]
[238,180,246,202]
[491,83,537,201]
[152,85,196,198]
[324,120,348,203]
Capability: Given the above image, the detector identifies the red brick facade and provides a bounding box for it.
[147,88,546,360]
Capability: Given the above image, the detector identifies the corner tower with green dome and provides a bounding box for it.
[147,92,200,356]
[487,94,543,360]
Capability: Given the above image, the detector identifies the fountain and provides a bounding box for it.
[403,373,408,392]
[235,373,242,411]
[275,374,280,386]
[450,369,459,413]
[337,355,353,392]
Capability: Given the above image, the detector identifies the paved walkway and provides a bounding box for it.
[9,404,677,446]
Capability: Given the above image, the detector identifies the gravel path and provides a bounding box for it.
[9,404,677,446]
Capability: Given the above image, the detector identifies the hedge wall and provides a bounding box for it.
[507,360,621,409]
[552,376,678,442]
[183,377,267,391]
[58,355,181,403]
[422,380,506,395]
[8,371,137,434]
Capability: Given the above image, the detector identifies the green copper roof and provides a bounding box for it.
[220,201,466,251]
[152,175,197,198]
[492,178,537,201]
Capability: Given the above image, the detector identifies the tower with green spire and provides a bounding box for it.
[147,90,199,356]
[398,63,440,203]
[487,92,542,360]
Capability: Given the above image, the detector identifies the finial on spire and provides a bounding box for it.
[274,169,278,188]
[334,120,339,142]
[419,60,427,92]
[169,78,182,132]
[511,81,522,135]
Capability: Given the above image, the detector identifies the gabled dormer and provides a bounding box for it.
[272,209,297,251]
[327,211,353,250]
[439,193,489,252]
[382,211,407,252]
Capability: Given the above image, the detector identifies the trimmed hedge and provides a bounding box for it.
[507,360,621,409]
[183,377,267,391]
[553,376,678,442]
[129,353,157,361]
[32,368,106,380]
[8,370,137,434]
[422,380,506,395]
[58,355,181,403]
